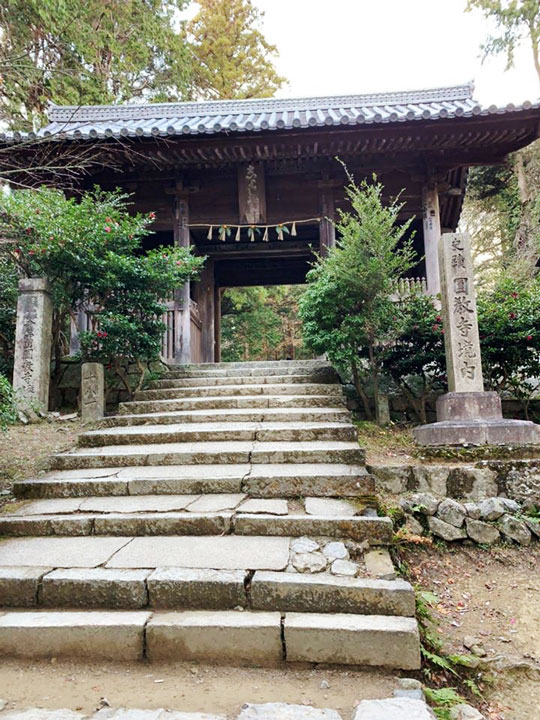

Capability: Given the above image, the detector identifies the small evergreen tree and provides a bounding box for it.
[299,170,415,424]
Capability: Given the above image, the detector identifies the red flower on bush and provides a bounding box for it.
[509,312,516,319]
[435,315,442,322]
[28,250,35,255]
[148,211,156,220]
[511,292,518,299]
[527,335,533,341]
[104,225,111,233]
[96,331,108,339]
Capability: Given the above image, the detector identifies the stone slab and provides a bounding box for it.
[0,567,51,607]
[0,537,133,567]
[41,568,151,608]
[1,711,86,719]
[237,704,342,719]
[0,610,150,660]
[0,514,94,536]
[185,494,245,512]
[437,392,502,421]
[249,442,364,465]
[146,610,282,666]
[14,498,84,515]
[250,572,415,616]
[284,613,421,669]
[238,499,289,515]
[148,568,247,609]
[93,710,225,720]
[353,698,435,720]
[304,498,357,517]
[244,464,373,498]
[234,515,392,544]
[106,536,291,570]
[80,495,201,513]
[92,512,232,536]
[414,419,540,447]
[363,549,396,580]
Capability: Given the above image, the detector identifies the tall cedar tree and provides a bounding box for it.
[466,1,540,275]
[0,0,191,130]
[185,0,285,99]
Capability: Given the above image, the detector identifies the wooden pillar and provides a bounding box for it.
[173,193,191,364]
[214,286,222,363]
[422,182,442,296]
[198,258,215,363]
[319,182,336,257]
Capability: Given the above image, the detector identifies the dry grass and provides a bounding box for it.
[354,421,416,464]
[0,419,83,499]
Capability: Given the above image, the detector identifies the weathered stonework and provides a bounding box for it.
[13,278,53,412]
[81,362,105,421]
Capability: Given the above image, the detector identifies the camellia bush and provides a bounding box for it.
[0,187,205,398]
[299,170,415,423]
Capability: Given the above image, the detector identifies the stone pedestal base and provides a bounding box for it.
[415,391,540,447]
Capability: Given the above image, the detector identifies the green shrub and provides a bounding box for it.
[0,373,17,431]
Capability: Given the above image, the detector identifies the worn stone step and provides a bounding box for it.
[151,374,332,388]
[52,441,365,470]
[0,535,292,571]
[0,566,413,616]
[103,407,352,428]
[119,394,347,415]
[164,365,331,379]
[78,422,357,448]
[0,509,390,542]
[284,613,421,669]
[0,610,150,660]
[0,608,419,668]
[134,383,343,401]
[14,463,374,499]
[168,360,327,372]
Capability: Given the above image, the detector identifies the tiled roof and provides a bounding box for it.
[3,83,539,142]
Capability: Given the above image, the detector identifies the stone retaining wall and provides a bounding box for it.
[400,492,540,546]
[369,459,540,506]
[51,357,166,410]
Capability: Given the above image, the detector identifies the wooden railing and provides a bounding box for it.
[390,276,427,301]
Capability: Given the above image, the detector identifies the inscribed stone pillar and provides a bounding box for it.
[81,362,105,421]
[439,233,483,393]
[13,278,53,412]
[422,184,441,296]
[414,232,540,447]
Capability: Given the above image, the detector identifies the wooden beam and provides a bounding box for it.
[319,182,335,256]
[422,181,442,296]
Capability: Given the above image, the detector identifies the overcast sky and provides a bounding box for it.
[239,0,539,105]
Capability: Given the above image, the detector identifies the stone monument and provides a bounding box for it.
[12,278,53,413]
[81,362,105,421]
[415,233,540,447]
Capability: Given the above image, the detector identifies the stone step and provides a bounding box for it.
[0,609,420,668]
[103,407,352,428]
[164,365,331,379]
[151,374,333,388]
[134,383,344,401]
[119,394,347,415]
[0,565,415,615]
[169,360,327,371]
[78,422,358,448]
[14,463,374,499]
[0,509,391,542]
[52,441,366,470]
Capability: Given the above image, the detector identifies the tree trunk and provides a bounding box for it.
[351,358,373,421]
[367,340,381,425]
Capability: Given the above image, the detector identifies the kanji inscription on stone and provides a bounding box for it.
[81,362,105,421]
[438,233,484,393]
[13,278,53,412]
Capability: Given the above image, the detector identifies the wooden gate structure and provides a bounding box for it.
[7,83,540,363]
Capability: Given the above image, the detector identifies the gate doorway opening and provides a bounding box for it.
[219,285,314,363]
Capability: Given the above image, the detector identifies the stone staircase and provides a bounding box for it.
[0,360,420,670]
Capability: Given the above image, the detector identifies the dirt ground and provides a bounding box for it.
[0,418,83,504]
[402,543,540,720]
[0,662,397,717]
